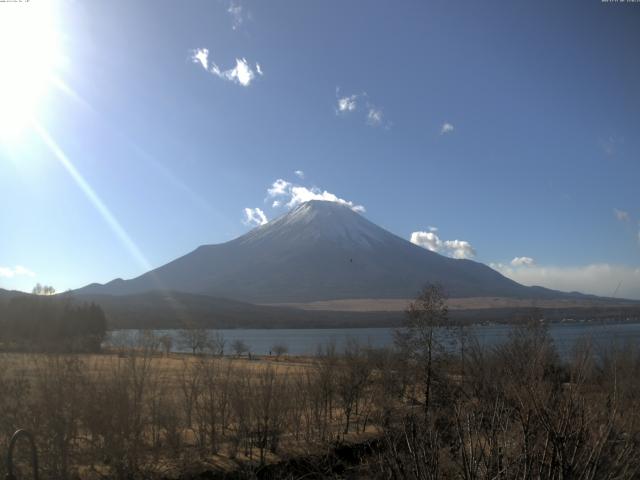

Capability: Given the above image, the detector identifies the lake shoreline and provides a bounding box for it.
[107,321,640,357]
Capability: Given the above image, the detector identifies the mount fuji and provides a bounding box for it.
[75,200,578,303]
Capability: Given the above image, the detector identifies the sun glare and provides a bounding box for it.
[0,0,61,140]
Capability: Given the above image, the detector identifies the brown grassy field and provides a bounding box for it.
[4,317,640,479]
[0,345,390,479]
[267,296,639,312]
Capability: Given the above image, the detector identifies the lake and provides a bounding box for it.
[109,322,640,358]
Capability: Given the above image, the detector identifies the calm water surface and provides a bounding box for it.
[109,322,640,357]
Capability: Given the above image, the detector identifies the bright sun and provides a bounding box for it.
[0,0,61,140]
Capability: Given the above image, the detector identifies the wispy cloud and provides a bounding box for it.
[0,265,36,278]
[366,107,384,127]
[227,1,245,30]
[511,256,536,267]
[337,95,358,113]
[294,170,305,179]
[267,178,290,198]
[243,207,268,227]
[211,58,259,87]
[491,263,640,300]
[410,230,476,259]
[612,208,640,248]
[335,89,389,128]
[440,122,454,135]
[267,178,365,213]
[191,48,209,70]
[191,49,262,87]
[614,208,630,222]
[600,135,623,157]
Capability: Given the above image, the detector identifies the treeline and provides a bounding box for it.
[371,286,640,479]
[0,296,107,351]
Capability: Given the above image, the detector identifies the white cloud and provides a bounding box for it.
[211,58,259,87]
[410,231,442,252]
[335,90,389,127]
[294,170,305,179]
[337,95,358,113]
[0,265,35,278]
[366,107,384,127]
[243,207,268,227]
[267,178,365,213]
[227,1,244,30]
[192,49,262,87]
[440,122,454,135]
[614,208,630,222]
[443,240,476,259]
[191,48,209,70]
[511,256,536,267]
[289,186,366,212]
[267,178,291,197]
[492,263,640,300]
[410,230,476,259]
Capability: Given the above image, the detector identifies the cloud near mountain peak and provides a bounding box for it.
[267,178,365,213]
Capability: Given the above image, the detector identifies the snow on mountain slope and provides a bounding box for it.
[75,200,572,302]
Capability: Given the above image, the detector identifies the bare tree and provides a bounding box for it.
[272,343,288,358]
[395,284,448,418]
[32,283,56,295]
[159,334,173,356]
[178,327,209,355]
[335,339,372,434]
[250,366,289,463]
[232,339,249,357]
[315,342,338,441]
[3,325,640,478]
[136,330,160,354]
[205,331,226,356]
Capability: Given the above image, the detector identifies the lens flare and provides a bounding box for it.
[34,122,152,272]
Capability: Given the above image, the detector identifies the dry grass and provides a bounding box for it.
[0,347,387,479]
[266,296,638,312]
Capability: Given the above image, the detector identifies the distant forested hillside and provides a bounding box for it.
[0,294,107,351]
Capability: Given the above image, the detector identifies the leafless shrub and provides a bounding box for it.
[232,339,250,358]
[272,343,288,358]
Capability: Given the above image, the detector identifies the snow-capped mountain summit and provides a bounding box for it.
[75,200,563,302]
[240,200,394,249]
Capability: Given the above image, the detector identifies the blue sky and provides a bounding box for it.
[0,0,639,298]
